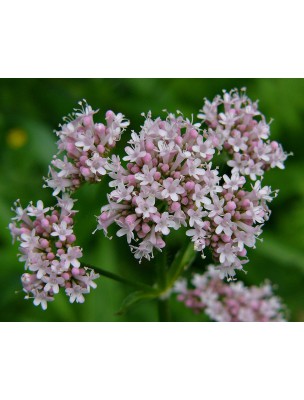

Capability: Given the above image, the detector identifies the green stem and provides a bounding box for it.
[156,248,171,322]
[158,298,170,322]
[82,262,154,292]
[167,241,197,288]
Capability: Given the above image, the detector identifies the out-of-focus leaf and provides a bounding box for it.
[116,290,158,316]
[256,233,304,273]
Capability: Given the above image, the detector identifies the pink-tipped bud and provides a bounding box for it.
[221,234,231,243]
[241,199,251,208]
[67,234,76,244]
[79,155,88,165]
[131,165,140,174]
[125,214,137,224]
[153,171,161,181]
[50,215,58,223]
[189,129,198,139]
[238,248,247,257]
[83,115,93,127]
[57,249,65,256]
[55,241,62,248]
[171,202,181,212]
[185,181,195,191]
[128,174,136,185]
[224,193,233,201]
[47,252,55,261]
[105,110,115,121]
[142,153,152,164]
[97,144,105,154]
[99,212,109,222]
[271,141,279,150]
[72,267,80,276]
[161,164,169,173]
[40,239,49,248]
[61,272,70,280]
[145,141,154,151]
[175,136,183,145]
[41,218,49,229]
[141,223,151,234]
[173,171,181,179]
[95,123,106,135]
[80,167,91,177]
[225,201,237,212]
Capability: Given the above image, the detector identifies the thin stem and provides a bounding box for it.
[158,298,170,322]
[156,248,171,322]
[82,262,155,292]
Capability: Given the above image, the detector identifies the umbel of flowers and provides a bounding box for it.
[9,89,289,317]
[45,100,130,195]
[96,89,287,279]
[173,265,286,322]
[9,196,99,309]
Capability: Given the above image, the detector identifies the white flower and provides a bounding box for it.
[192,137,215,159]
[66,283,89,303]
[154,212,178,235]
[75,130,95,151]
[60,246,83,269]
[192,184,211,207]
[27,200,50,217]
[42,273,65,294]
[32,290,54,310]
[223,173,245,191]
[116,219,137,243]
[51,221,73,242]
[86,152,107,175]
[187,208,207,227]
[123,143,146,162]
[135,196,157,219]
[111,183,134,203]
[135,165,156,186]
[161,178,185,201]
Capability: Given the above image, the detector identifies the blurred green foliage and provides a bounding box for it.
[1,78,303,322]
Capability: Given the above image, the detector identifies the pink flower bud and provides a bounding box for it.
[141,223,151,234]
[185,181,195,191]
[41,218,49,228]
[97,144,105,154]
[225,201,237,211]
[40,239,49,248]
[47,252,55,261]
[171,202,181,212]
[83,115,93,127]
[142,153,152,164]
[161,164,169,173]
[67,234,76,244]
[189,129,198,139]
[72,267,80,276]
[80,167,91,177]
[145,141,154,151]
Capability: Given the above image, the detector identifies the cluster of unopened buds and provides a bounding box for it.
[173,265,286,322]
[10,89,289,317]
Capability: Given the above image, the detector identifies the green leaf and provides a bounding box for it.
[256,233,304,273]
[167,241,197,286]
[116,290,158,316]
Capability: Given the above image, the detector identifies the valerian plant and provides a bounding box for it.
[9,89,289,321]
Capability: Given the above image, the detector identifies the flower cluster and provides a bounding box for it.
[173,265,286,322]
[45,100,130,195]
[198,88,288,179]
[9,196,99,310]
[96,95,283,278]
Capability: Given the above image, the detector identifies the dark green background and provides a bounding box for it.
[1,79,303,321]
